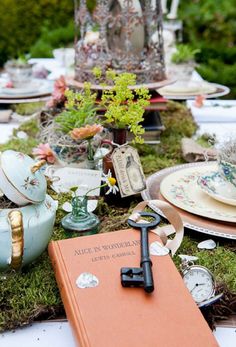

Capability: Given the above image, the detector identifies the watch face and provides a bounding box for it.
[183,266,215,303]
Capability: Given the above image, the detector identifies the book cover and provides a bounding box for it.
[48,229,219,347]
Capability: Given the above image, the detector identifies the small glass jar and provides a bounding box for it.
[61,195,100,235]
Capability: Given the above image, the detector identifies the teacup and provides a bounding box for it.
[218,159,236,189]
[5,61,33,88]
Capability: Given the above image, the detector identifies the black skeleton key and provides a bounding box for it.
[121,212,161,293]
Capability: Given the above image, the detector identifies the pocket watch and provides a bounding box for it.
[180,260,223,308]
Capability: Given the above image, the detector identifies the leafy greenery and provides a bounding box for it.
[30,20,75,58]
[0,0,74,66]
[55,83,98,133]
[100,71,150,144]
[179,0,236,97]
[171,44,200,64]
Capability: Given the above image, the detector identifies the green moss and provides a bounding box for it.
[14,119,39,137]
[0,138,38,155]
[0,101,235,331]
[0,119,39,155]
[11,102,45,116]
[140,101,197,175]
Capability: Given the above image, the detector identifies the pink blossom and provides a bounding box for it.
[194,95,205,108]
[46,75,67,108]
[5,81,13,88]
[32,143,56,164]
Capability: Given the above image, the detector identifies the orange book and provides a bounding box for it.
[48,229,219,347]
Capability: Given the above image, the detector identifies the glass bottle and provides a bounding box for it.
[126,154,146,192]
[61,195,100,235]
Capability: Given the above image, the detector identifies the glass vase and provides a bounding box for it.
[61,195,100,235]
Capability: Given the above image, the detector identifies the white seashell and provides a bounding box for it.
[62,202,72,212]
[178,254,198,262]
[76,272,99,289]
[150,241,169,256]
[197,239,216,250]
[17,131,28,140]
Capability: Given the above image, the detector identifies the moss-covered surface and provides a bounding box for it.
[0,101,235,331]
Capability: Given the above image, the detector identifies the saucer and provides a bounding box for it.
[198,171,236,206]
[0,79,52,98]
[1,81,41,95]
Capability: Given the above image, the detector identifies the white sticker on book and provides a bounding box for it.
[76,272,99,289]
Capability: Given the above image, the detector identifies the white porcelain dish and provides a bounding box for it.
[0,79,53,99]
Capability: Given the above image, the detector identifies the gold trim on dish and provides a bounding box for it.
[8,210,24,270]
[31,160,46,173]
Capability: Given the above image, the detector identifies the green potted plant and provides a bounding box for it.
[99,70,150,144]
[170,44,200,80]
[45,82,103,167]
[55,82,98,132]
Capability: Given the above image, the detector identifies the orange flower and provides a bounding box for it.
[194,95,205,108]
[70,124,103,140]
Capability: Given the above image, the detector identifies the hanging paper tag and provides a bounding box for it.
[112,146,146,197]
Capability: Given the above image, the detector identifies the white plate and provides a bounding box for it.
[1,81,42,95]
[198,171,236,206]
[160,164,236,223]
[158,81,216,95]
[157,83,230,100]
[0,79,53,99]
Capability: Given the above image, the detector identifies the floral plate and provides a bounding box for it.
[198,171,236,206]
[160,164,236,223]
[142,162,236,239]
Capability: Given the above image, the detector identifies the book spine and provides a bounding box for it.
[48,242,90,347]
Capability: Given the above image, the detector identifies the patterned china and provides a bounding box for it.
[0,150,47,206]
[198,170,236,206]
[160,165,236,223]
[0,150,57,270]
[218,160,236,188]
[141,162,236,239]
